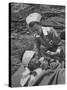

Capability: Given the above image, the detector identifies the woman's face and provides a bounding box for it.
[29,23,41,34]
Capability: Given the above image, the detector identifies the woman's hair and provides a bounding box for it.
[29,22,41,27]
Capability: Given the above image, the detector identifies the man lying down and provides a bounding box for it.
[20,13,65,86]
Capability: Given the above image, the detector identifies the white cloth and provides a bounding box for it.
[42,27,52,36]
[26,13,42,24]
[22,50,35,66]
[20,75,30,86]
[34,68,42,76]
[22,67,30,77]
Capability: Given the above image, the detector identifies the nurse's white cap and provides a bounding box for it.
[26,13,42,25]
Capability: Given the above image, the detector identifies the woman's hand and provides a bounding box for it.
[46,50,57,56]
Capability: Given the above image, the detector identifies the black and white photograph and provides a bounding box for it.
[9,2,65,87]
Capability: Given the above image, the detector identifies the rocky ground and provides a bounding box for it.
[10,3,65,75]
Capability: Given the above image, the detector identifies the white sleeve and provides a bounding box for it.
[56,47,61,54]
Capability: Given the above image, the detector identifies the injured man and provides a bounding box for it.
[20,49,64,86]
[20,51,48,86]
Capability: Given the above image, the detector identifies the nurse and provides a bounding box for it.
[26,12,62,58]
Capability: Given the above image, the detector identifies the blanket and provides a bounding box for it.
[27,63,65,86]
